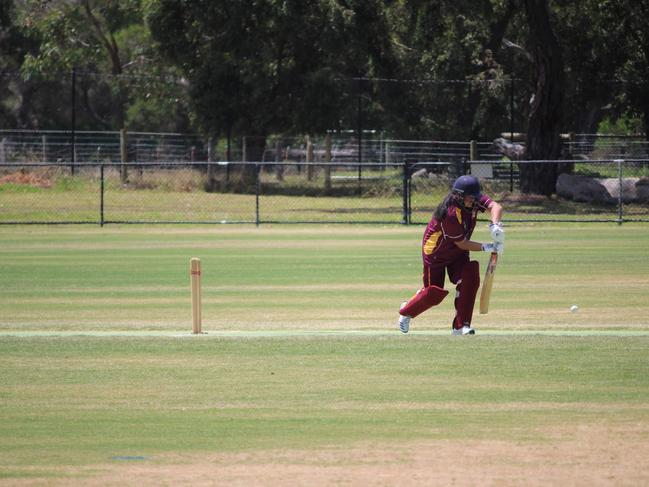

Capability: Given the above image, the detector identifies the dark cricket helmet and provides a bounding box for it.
[452,175,481,199]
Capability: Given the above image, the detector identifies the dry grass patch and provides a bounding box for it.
[9,423,649,487]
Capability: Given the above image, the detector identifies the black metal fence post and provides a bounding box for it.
[617,159,623,225]
[70,67,76,176]
[408,171,412,224]
[255,163,261,227]
[402,161,409,224]
[456,158,465,178]
[99,164,105,227]
[357,78,363,195]
[509,76,515,192]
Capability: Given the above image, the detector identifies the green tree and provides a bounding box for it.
[0,0,20,126]
[384,0,520,139]
[552,0,624,135]
[20,0,189,132]
[146,1,397,151]
[603,0,649,141]
[0,0,43,127]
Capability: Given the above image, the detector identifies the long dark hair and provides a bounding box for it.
[434,193,457,221]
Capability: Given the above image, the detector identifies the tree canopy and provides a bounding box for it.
[16,0,190,131]
[2,0,648,193]
[146,0,398,138]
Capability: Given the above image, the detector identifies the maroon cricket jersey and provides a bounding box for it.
[422,194,493,266]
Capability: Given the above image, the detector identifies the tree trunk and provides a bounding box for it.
[520,0,564,196]
[239,135,265,192]
[82,0,126,132]
[324,134,332,194]
[306,135,314,181]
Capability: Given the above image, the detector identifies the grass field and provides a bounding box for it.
[1,224,649,485]
[2,167,648,224]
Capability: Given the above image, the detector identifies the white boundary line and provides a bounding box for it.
[1,329,649,337]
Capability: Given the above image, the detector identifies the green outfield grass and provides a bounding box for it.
[1,224,648,331]
[1,224,649,484]
[1,336,649,475]
[2,169,647,224]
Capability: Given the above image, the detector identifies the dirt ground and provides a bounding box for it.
[4,423,649,487]
[0,169,53,188]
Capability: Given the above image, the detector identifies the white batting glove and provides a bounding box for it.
[490,222,505,244]
[481,242,496,252]
[481,242,504,254]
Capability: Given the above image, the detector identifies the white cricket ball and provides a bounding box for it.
[570,305,579,313]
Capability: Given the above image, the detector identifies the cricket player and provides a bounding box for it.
[398,175,504,335]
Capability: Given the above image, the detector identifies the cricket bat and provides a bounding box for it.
[479,252,498,314]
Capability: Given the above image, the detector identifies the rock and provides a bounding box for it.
[635,177,649,202]
[556,173,649,203]
[556,174,613,203]
[411,168,429,179]
[600,178,637,203]
[492,138,525,160]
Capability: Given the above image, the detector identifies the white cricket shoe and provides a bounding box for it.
[398,301,411,334]
[451,325,475,336]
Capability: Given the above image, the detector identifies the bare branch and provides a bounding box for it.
[501,38,533,63]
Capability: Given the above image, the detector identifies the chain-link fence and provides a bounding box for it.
[1,158,648,225]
